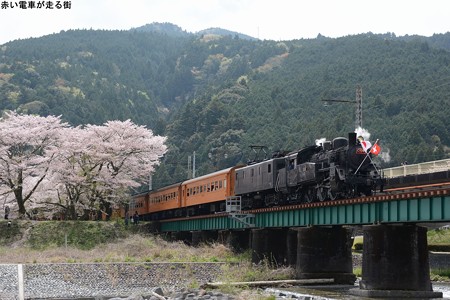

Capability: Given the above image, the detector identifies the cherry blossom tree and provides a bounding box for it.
[84,120,167,217]
[47,120,167,220]
[36,127,93,220]
[0,111,68,218]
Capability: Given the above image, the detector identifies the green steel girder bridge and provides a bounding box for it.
[160,188,450,232]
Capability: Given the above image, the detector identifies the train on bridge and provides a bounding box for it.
[124,132,385,221]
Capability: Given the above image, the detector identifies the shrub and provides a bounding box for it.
[353,242,363,251]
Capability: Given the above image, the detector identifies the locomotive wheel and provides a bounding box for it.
[303,190,313,203]
[317,186,327,202]
[328,189,338,201]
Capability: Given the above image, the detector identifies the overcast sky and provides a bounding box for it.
[0,0,449,45]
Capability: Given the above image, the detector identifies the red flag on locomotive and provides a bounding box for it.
[370,143,381,155]
[357,136,381,155]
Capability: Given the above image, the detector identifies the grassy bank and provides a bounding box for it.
[0,220,242,264]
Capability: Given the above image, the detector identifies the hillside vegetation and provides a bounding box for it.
[1,25,449,189]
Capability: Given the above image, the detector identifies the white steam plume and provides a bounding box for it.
[380,148,391,163]
[315,138,326,146]
[354,126,371,141]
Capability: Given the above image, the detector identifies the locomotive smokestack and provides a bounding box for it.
[349,132,357,145]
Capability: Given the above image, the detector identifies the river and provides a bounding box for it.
[266,282,450,299]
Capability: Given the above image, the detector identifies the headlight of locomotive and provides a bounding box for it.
[347,145,371,170]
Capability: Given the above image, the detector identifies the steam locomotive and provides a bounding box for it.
[236,132,383,209]
[126,132,384,221]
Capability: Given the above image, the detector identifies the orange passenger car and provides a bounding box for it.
[128,192,149,217]
[181,166,241,215]
[148,183,182,213]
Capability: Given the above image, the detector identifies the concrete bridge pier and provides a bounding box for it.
[169,231,192,245]
[251,228,288,265]
[191,230,217,246]
[296,226,355,284]
[286,228,300,267]
[351,224,443,298]
[218,229,250,253]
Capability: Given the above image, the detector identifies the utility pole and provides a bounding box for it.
[187,152,196,179]
[192,151,196,178]
[187,155,192,179]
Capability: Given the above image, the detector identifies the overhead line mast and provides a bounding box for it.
[322,85,363,128]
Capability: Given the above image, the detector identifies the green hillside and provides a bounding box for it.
[1,26,449,188]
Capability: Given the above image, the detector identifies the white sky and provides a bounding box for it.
[0,0,449,45]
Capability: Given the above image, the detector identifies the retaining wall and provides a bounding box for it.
[429,252,450,270]
[0,262,225,300]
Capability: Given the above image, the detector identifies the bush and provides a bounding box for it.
[0,220,22,245]
[26,221,129,250]
[353,242,363,251]
[428,244,450,252]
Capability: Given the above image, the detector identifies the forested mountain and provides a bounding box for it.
[1,25,449,188]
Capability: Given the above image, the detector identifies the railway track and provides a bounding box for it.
[159,179,450,222]
[157,169,450,223]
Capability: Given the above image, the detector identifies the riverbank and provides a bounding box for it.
[1,220,450,299]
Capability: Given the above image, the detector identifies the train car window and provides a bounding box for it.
[219,180,223,189]
[268,164,272,173]
[200,186,203,193]
[224,179,227,188]
[207,183,210,192]
[215,181,218,189]
[289,159,295,170]
[211,183,215,191]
